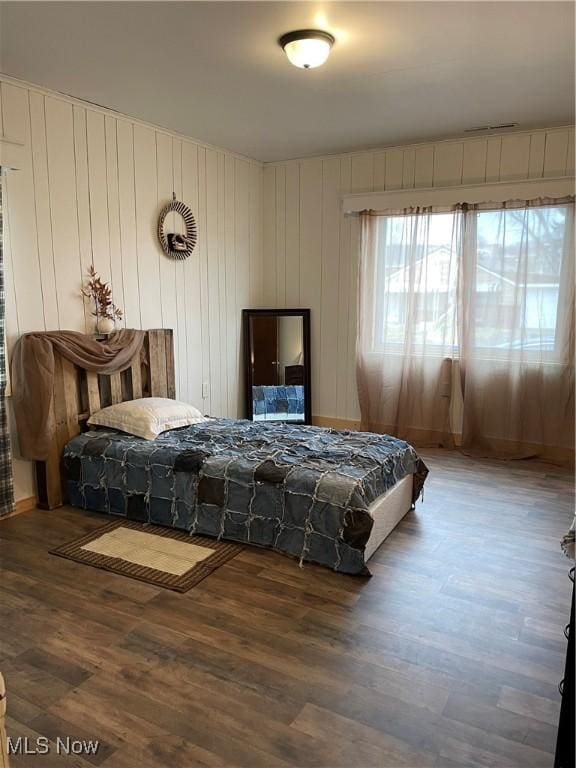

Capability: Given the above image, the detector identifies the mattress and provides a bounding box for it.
[365,474,413,562]
[63,418,428,575]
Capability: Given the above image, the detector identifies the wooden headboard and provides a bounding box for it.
[36,329,175,510]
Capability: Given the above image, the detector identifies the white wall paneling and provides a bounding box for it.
[414,146,434,189]
[234,159,252,416]
[433,142,464,187]
[566,136,575,181]
[262,165,276,306]
[46,97,86,331]
[205,148,220,416]
[30,92,59,329]
[181,140,202,408]
[462,140,487,185]
[384,149,403,190]
[284,163,300,307]
[86,111,112,289]
[105,115,125,331]
[274,164,286,306]
[249,162,264,307]
[320,158,341,418]
[335,156,352,419]
[528,133,546,179]
[4,84,45,335]
[499,134,530,181]
[224,153,236,418]
[351,153,373,193]
[263,126,575,423]
[485,136,503,183]
[299,159,323,415]
[72,106,91,331]
[1,76,264,501]
[116,120,141,329]
[543,131,571,177]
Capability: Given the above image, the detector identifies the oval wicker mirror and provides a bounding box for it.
[157,197,197,260]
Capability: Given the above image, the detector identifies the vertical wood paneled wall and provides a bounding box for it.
[0,76,264,500]
[263,127,576,423]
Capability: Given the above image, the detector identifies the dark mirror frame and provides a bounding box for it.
[242,308,312,425]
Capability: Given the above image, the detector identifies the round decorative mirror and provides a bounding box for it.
[157,195,197,260]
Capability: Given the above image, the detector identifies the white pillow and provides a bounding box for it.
[87,398,209,440]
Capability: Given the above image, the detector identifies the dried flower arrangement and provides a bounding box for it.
[81,265,123,332]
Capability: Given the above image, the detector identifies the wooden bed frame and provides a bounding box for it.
[36,329,175,511]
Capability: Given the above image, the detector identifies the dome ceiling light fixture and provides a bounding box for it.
[278,29,335,69]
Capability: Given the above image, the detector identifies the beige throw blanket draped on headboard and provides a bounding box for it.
[11,329,145,461]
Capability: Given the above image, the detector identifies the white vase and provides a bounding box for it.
[96,317,115,335]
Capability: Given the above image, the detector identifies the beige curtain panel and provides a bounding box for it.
[357,198,575,464]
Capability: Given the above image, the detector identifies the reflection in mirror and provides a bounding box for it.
[243,310,311,424]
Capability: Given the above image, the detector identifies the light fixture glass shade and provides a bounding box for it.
[279,30,335,69]
[284,38,331,69]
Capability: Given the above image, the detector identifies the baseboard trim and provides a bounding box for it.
[16,496,37,513]
[312,415,362,431]
[0,496,37,520]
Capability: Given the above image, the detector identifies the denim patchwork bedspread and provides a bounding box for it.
[63,419,428,575]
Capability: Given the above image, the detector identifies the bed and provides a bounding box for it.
[63,419,427,575]
[35,329,428,576]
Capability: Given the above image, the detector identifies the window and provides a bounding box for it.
[472,205,569,354]
[371,203,572,359]
[373,211,461,354]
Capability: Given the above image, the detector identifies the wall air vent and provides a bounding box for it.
[464,122,519,133]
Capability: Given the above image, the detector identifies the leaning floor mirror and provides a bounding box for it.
[243,309,311,424]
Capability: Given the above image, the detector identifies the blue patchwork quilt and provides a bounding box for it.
[63,419,428,575]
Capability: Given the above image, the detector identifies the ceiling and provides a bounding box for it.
[0,2,574,162]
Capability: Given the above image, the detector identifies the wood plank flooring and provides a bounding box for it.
[0,450,573,767]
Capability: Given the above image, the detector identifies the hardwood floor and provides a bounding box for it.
[0,450,573,767]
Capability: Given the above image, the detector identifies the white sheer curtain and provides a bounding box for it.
[459,200,574,461]
[357,198,575,462]
[357,206,462,446]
